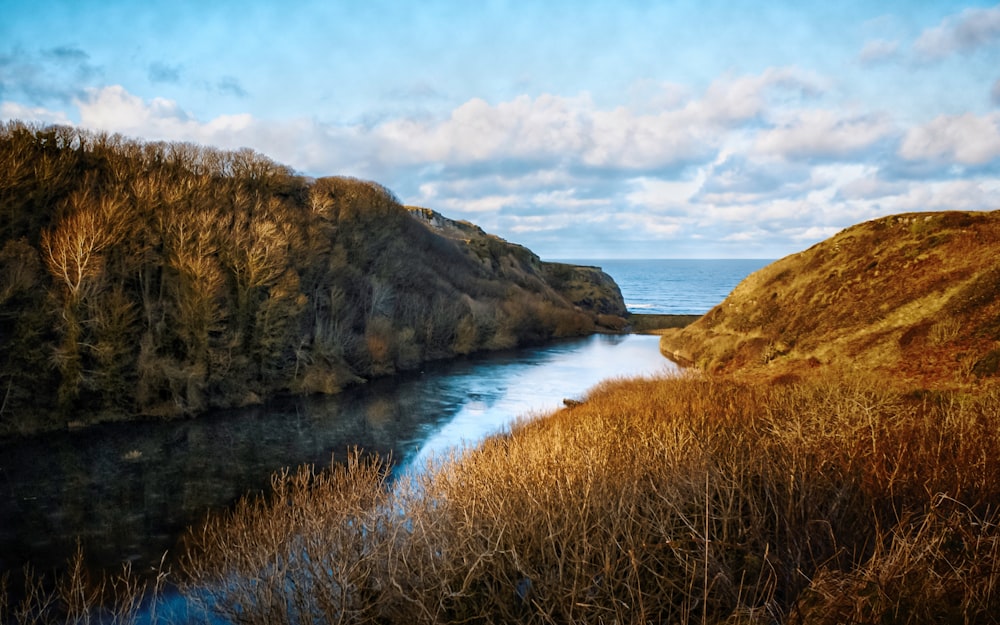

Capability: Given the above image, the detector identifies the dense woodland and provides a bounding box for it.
[0,122,625,435]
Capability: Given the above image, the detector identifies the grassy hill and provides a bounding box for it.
[0,122,626,435]
[5,151,1000,621]
[660,210,1000,387]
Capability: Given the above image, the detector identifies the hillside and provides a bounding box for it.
[0,122,626,435]
[660,209,1000,387]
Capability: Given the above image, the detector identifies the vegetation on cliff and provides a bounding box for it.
[155,210,998,624]
[6,131,999,623]
[0,122,625,435]
[659,210,1000,386]
[8,375,999,624]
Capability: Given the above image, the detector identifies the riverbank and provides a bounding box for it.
[7,372,997,623]
[626,313,700,333]
[0,334,671,592]
[163,374,1000,623]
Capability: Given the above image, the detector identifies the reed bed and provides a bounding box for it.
[4,374,1000,623]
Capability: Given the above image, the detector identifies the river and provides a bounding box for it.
[0,333,674,579]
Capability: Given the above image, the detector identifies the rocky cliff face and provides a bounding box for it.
[408,207,628,318]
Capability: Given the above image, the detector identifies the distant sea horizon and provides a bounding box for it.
[559,259,774,315]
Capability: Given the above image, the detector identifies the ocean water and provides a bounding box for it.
[565,259,775,315]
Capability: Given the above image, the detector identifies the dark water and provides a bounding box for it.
[0,334,673,579]
[567,258,774,314]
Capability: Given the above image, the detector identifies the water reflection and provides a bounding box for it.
[0,334,673,578]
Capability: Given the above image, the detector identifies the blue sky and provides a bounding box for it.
[3,1,1000,259]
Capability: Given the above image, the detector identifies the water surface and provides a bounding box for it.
[0,334,673,578]
[567,258,773,314]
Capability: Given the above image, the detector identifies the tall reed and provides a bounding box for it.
[176,374,1000,623]
[5,374,999,623]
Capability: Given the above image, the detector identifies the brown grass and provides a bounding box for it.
[660,210,1000,389]
[0,542,168,625]
[4,373,999,623]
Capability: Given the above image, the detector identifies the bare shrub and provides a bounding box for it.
[792,496,1000,624]
[180,452,394,625]
[0,543,168,625]
[6,376,999,623]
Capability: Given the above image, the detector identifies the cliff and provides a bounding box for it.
[0,123,626,434]
[659,210,1000,388]
[407,207,628,319]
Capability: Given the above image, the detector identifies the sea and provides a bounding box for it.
[562,258,775,315]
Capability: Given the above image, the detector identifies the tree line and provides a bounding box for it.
[0,122,624,435]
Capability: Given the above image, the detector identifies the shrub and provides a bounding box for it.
[4,375,1000,623]
[167,376,1000,623]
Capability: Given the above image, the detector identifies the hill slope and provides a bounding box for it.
[660,210,1000,387]
[0,123,625,434]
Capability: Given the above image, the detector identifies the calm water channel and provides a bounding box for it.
[0,333,674,578]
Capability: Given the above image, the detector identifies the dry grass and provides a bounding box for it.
[0,542,168,625]
[660,210,1000,388]
[4,373,999,624]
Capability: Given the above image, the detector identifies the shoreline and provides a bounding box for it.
[626,313,701,334]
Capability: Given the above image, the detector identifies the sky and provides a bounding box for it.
[3,1,1000,259]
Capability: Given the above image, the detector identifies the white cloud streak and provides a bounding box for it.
[857,39,899,64]
[3,61,999,259]
[0,101,71,125]
[899,112,1000,165]
[754,109,896,160]
[914,4,1000,60]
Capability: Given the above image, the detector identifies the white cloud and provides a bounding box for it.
[529,189,609,210]
[914,5,1000,60]
[77,86,193,134]
[58,70,826,185]
[899,112,1000,164]
[379,92,711,171]
[11,73,999,260]
[625,175,706,212]
[696,67,824,123]
[508,214,579,234]
[754,109,895,160]
[373,68,823,172]
[836,171,908,200]
[791,225,843,241]
[71,85,373,176]
[887,179,1000,212]
[0,101,71,125]
[722,229,765,242]
[857,39,899,64]
[433,194,523,213]
[612,213,683,237]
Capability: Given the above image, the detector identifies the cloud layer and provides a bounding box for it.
[3,2,1000,259]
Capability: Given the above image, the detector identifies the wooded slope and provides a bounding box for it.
[660,210,1000,387]
[0,122,625,434]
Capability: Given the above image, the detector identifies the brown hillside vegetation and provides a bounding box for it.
[660,210,1000,387]
[11,375,996,624]
[0,122,625,435]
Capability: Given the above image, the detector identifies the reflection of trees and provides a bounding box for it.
[364,397,397,429]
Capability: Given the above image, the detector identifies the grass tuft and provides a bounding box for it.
[4,374,999,623]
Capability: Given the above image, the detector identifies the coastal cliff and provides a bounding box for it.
[0,123,626,434]
[660,209,1000,387]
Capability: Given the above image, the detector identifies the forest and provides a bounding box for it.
[0,122,626,435]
